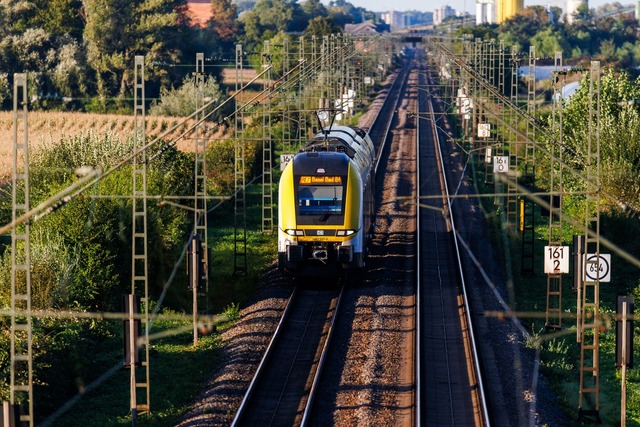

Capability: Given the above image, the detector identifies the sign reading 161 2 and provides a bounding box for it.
[544,246,569,274]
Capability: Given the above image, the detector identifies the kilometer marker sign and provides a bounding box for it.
[493,156,509,173]
[544,246,569,274]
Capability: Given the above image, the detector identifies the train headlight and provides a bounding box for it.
[336,229,356,236]
[285,229,304,236]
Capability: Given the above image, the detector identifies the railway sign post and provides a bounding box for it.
[478,123,490,138]
[544,246,570,274]
[584,253,611,282]
[485,147,492,164]
[493,156,509,173]
[280,154,294,170]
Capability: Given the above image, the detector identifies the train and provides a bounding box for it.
[278,124,376,276]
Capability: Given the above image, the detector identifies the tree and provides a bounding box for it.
[149,73,224,117]
[559,70,640,209]
[304,16,341,38]
[32,0,84,39]
[239,0,299,48]
[209,0,238,43]
[498,6,551,46]
[530,28,569,57]
[301,0,328,20]
[81,0,189,108]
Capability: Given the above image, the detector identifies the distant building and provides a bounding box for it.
[497,0,523,22]
[476,0,496,24]
[380,11,433,30]
[345,21,382,35]
[186,0,212,27]
[434,5,455,25]
[386,11,409,29]
[476,0,523,24]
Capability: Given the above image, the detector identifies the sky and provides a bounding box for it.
[337,0,630,15]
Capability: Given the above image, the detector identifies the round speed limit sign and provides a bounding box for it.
[584,253,611,282]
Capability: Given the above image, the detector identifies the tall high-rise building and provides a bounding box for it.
[476,0,496,24]
[476,0,523,24]
[496,0,524,22]
[434,5,455,24]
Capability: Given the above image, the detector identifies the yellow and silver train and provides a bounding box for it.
[278,125,376,276]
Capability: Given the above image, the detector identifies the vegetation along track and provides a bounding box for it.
[180,46,564,427]
[232,55,413,427]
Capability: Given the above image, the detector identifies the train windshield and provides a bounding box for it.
[296,176,345,225]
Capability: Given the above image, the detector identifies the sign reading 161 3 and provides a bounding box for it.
[544,246,569,274]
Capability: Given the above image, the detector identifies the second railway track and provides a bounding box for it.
[416,51,489,425]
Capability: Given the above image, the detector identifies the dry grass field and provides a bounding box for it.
[0,111,232,179]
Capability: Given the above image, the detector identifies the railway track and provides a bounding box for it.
[232,52,411,427]
[227,48,491,426]
[416,54,489,425]
[231,281,344,426]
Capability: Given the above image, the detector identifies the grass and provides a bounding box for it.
[49,318,223,426]
[465,151,640,425]
[43,184,278,426]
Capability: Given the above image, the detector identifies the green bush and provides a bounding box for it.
[0,128,197,420]
[206,138,262,196]
[149,74,224,117]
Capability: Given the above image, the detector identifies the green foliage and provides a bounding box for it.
[304,16,342,38]
[239,0,304,48]
[31,0,84,39]
[206,139,236,195]
[205,138,261,196]
[82,0,190,102]
[33,130,134,171]
[209,0,238,44]
[223,302,241,322]
[0,73,9,107]
[530,28,570,58]
[149,74,224,117]
[557,69,640,210]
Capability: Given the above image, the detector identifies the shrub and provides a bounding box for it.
[150,74,224,117]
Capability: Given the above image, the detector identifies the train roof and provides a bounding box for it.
[303,125,373,158]
[298,125,375,179]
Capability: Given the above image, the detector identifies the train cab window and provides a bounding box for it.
[298,185,343,214]
[295,176,345,225]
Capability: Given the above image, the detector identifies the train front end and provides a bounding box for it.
[278,151,365,276]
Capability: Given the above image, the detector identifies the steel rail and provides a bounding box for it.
[230,286,299,427]
[299,282,346,426]
[427,70,491,426]
[373,61,412,175]
[415,61,422,427]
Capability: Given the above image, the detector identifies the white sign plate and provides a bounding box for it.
[478,123,491,138]
[280,154,294,170]
[493,156,509,173]
[544,246,570,274]
[584,253,611,282]
[485,147,492,164]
